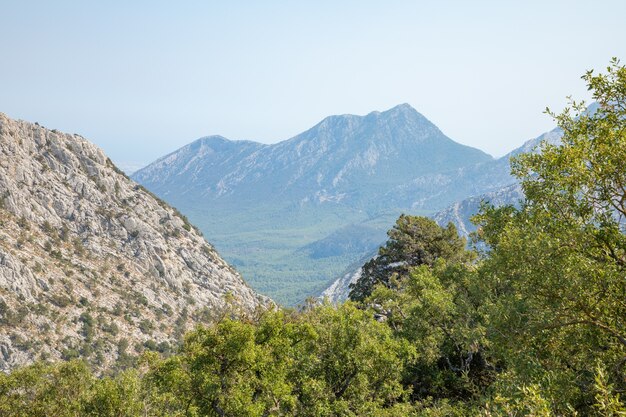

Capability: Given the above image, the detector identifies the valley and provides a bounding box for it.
[133,104,516,305]
[1,2,624,411]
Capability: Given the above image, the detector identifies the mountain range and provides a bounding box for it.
[133,104,530,305]
[133,104,493,208]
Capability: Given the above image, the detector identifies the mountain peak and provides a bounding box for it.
[310,104,429,136]
[197,134,230,144]
[361,103,419,118]
[380,103,427,123]
[385,103,417,113]
[194,134,266,148]
[191,135,236,152]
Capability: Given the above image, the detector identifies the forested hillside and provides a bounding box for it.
[2,60,625,416]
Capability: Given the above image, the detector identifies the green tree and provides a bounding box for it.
[82,370,144,417]
[146,305,415,416]
[149,315,296,417]
[349,215,469,301]
[364,260,493,404]
[474,58,626,413]
[0,360,92,417]
[291,303,414,416]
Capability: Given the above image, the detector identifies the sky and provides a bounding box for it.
[2,0,626,172]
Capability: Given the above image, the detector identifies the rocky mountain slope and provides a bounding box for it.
[431,127,562,236]
[432,183,524,236]
[0,113,267,371]
[133,104,493,208]
[319,252,374,303]
[133,104,499,304]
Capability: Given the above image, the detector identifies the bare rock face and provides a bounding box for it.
[0,113,269,371]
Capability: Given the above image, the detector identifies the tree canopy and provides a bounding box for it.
[349,215,469,301]
[473,57,626,413]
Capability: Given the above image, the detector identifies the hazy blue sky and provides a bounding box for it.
[2,1,625,171]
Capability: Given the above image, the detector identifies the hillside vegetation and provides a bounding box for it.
[2,60,625,415]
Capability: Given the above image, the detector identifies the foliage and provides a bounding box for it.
[0,361,92,417]
[365,261,492,402]
[472,57,626,412]
[146,305,412,416]
[349,215,469,301]
[0,306,414,416]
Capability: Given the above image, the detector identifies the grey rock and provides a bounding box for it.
[0,112,270,371]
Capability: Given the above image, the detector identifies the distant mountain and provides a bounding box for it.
[134,104,503,305]
[432,126,562,236]
[132,135,266,198]
[297,224,387,260]
[0,113,267,371]
[134,104,493,208]
[437,127,562,231]
[432,183,524,236]
[319,126,564,303]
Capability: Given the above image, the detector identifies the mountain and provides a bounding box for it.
[133,104,500,305]
[432,127,562,237]
[134,104,492,207]
[0,113,267,371]
[297,224,386,260]
[432,183,524,236]
[131,135,267,197]
[319,126,564,303]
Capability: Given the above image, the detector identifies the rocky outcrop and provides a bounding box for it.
[320,255,370,304]
[0,113,268,371]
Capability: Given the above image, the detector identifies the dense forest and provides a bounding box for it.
[1,61,625,416]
